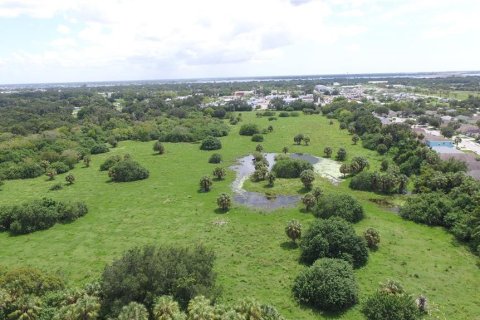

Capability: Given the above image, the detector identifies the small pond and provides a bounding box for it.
[230,153,342,211]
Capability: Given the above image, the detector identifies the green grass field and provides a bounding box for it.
[1,113,479,319]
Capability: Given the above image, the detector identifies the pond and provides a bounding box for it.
[230,153,342,211]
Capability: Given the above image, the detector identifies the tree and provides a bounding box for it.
[285,220,302,243]
[362,281,420,320]
[251,134,264,142]
[363,228,380,249]
[350,156,369,174]
[40,160,50,172]
[65,174,75,185]
[336,148,347,161]
[267,172,276,187]
[324,147,333,158]
[187,296,215,320]
[109,160,149,182]
[208,153,222,164]
[440,126,455,138]
[300,217,368,268]
[292,258,358,312]
[83,156,91,168]
[72,294,100,320]
[267,125,273,132]
[302,193,316,211]
[377,143,388,155]
[101,245,217,316]
[340,163,350,177]
[117,302,149,320]
[314,194,364,223]
[153,296,183,320]
[255,144,264,152]
[282,146,289,154]
[217,193,231,211]
[8,295,43,320]
[200,137,222,150]
[352,134,360,145]
[312,187,323,201]
[239,124,260,136]
[212,167,226,180]
[300,170,315,190]
[153,141,165,154]
[303,136,310,146]
[454,136,462,146]
[199,176,213,192]
[293,134,304,145]
[46,168,57,181]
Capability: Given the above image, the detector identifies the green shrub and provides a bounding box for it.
[108,160,149,182]
[278,112,289,117]
[285,220,302,243]
[100,155,122,171]
[362,281,420,320]
[251,134,264,142]
[364,228,380,249]
[217,193,232,211]
[300,170,315,190]
[399,192,452,227]
[100,245,217,316]
[272,158,313,178]
[200,136,222,150]
[208,153,222,164]
[0,267,64,296]
[239,123,260,136]
[90,144,109,154]
[300,217,368,268]
[292,258,358,312]
[336,148,347,161]
[0,198,88,235]
[313,194,364,223]
[50,161,70,174]
[49,183,63,191]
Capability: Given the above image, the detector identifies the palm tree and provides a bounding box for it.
[303,136,310,146]
[302,194,316,211]
[285,220,302,243]
[117,302,149,320]
[199,176,213,192]
[83,156,91,168]
[212,167,226,180]
[255,144,264,152]
[153,296,184,320]
[187,296,215,320]
[282,146,289,154]
[65,174,75,185]
[339,163,350,178]
[454,136,462,146]
[46,169,57,181]
[352,134,359,145]
[8,295,42,320]
[217,193,232,211]
[323,147,332,158]
[267,172,276,187]
[300,170,315,190]
[72,295,100,320]
[312,187,323,201]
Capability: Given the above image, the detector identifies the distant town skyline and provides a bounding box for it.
[1,0,479,84]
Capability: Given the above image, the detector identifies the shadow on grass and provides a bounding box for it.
[296,187,310,194]
[214,208,229,214]
[297,302,348,319]
[280,241,298,250]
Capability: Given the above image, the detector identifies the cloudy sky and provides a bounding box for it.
[0,0,479,84]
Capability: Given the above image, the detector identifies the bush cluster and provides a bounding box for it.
[300,217,368,268]
[292,258,358,312]
[272,158,313,178]
[200,136,222,150]
[108,159,149,182]
[313,193,364,223]
[0,198,88,235]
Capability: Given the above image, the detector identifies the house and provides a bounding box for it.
[425,136,454,148]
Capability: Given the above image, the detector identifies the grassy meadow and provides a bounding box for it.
[1,113,479,319]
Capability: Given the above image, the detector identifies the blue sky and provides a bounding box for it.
[0,0,479,84]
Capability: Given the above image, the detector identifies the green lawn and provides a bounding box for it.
[1,113,479,319]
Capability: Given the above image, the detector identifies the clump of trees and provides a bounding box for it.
[362,280,423,320]
[272,158,313,178]
[313,193,364,223]
[200,136,222,150]
[251,134,264,142]
[101,244,217,316]
[153,141,165,154]
[350,170,408,194]
[239,123,260,136]
[108,158,149,182]
[292,258,358,312]
[0,198,88,235]
[300,169,315,190]
[300,217,369,268]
